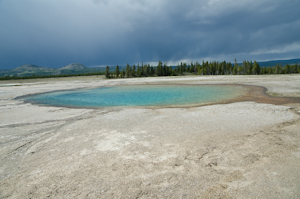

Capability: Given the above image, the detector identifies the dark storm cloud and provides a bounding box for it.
[0,0,300,69]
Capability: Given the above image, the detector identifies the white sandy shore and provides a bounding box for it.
[0,75,300,198]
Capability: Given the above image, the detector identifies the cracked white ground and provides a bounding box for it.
[0,75,300,198]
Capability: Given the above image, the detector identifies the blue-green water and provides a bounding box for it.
[22,85,246,107]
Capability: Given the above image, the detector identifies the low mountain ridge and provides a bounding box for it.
[60,63,87,70]
[12,64,51,72]
[0,63,104,77]
[257,58,300,67]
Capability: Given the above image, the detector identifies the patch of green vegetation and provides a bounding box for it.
[266,92,283,97]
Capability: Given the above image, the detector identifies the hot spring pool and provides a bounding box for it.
[21,85,247,108]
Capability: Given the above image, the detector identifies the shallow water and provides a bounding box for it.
[22,85,247,107]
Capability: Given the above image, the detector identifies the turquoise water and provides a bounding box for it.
[22,85,246,107]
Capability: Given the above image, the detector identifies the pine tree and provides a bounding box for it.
[105,66,110,78]
[253,61,260,75]
[275,64,280,74]
[233,59,239,75]
[143,64,148,76]
[132,65,136,77]
[137,66,141,77]
[126,63,130,77]
[157,61,163,76]
[242,61,247,75]
[284,64,290,74]
[169,66,173,75]
[116,65,120,78]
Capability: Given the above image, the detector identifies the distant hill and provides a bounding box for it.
[13,64,44,71]
[60,63,87,70]
[0,63,104,77]
[256,58,300,67]
[0,64,56,77]
[12,64,54,72]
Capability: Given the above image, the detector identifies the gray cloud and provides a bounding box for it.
[0,0,300,69]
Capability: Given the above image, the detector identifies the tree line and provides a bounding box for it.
[2,60,298,81]
[0,72,104,81]
[105,60,300,78]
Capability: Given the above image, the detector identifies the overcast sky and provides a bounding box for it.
[0,0,300,69]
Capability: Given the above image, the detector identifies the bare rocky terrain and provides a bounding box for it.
[0,75,300,198]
